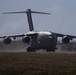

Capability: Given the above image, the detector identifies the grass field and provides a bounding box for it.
[0,52,76,75]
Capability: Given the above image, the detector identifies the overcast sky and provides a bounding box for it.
[0,0,76,36]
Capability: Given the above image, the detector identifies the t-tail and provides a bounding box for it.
[3,9,51,31]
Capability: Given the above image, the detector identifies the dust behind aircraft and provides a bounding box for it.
[1,9,76,52]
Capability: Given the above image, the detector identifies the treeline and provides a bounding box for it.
[0,40,76,52]
[58,42,76,51]
[0,40,26,52]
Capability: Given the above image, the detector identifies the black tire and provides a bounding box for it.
[27,47,35,52]
[46,48,55,52]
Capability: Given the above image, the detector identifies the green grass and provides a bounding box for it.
[0,52,76,75]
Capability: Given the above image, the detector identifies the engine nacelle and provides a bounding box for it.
[3,37,11,45]
[62,36,70,44]
[22,36,30,43]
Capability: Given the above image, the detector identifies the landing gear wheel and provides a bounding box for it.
[46,48,55,52]
[27,47,35,52]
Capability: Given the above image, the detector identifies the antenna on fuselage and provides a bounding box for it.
[3,9,51,31]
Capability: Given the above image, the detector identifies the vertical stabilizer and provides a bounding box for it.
[26,9,34,31]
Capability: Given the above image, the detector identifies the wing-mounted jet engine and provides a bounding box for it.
[3,37,11,44]
[62,36,70,44]
[22,36,30,43]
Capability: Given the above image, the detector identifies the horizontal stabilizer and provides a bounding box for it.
[2,11,27,14]
[2,9,51,15]
[30,11,51,15]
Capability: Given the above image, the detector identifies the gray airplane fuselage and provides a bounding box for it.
[28,31,57,50]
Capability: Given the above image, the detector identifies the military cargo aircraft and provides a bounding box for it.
[1,9,76,52]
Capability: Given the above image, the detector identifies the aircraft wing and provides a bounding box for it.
[53,32,76,39]
[0,34,25,39]
[0,31,38,39]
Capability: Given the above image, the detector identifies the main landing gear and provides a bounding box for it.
[46,47,57,52]
[27,47,56,52]
[27,47,35,52]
